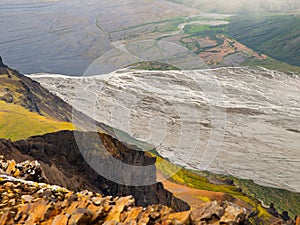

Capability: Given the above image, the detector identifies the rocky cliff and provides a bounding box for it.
[0,130,189,212]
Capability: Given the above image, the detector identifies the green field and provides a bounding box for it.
[0,100,74,141]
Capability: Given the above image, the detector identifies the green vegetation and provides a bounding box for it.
[232,177,300,216]
[154,17,186,33]
[155,155,300,218]
[155,156,272,220]
[183,24,211,34]
[0,100,75,141]
[184,24,228,36]
[128,61,180,71]
[229,14,300,67]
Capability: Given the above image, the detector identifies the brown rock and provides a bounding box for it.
[105,196,134,222]
[123,207,143,223]
[21,195,34,203]
[166,211,191,224]
[87,204,105,223]
[219,202,246,225]
[6,160,16,174]
[91,196,103,206]
[190,201,221,222]
[51,214,69,225]
[0,212,12,225]
[103,221,119,225]
[137,211,150,225]
[68,208,92,225]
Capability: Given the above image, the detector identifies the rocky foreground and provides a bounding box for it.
[0,156,248,225]
[1,157,299,225]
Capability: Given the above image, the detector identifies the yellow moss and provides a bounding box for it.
[257,204,271,219]
[196,196,210,202]
[0,100,75,141]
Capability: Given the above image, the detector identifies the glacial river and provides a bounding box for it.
[29,67,300,193]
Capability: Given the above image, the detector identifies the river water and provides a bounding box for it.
[29,67,300,193]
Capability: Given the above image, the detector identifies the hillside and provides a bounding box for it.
[0,56,76,121]
[0,100,74,141]
[229,14,300,68]
[0,56,114,140]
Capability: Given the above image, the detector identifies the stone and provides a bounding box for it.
[190,201,220,222]
[296,217,300,225]
[68,208,92,225]
[219,202,246,225]
[21,195,34,203]
[51,214,69,225]
[87,204,105,223]
[6,160,16,174]
[123,207,143,223]
[91,196,103,206]
[105,196,134,222]
[166,211,191,224]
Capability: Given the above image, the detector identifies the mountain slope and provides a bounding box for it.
[0,56,74,121]
[0,56,113,140]
[0,57,77,140]
[229,14,300,68]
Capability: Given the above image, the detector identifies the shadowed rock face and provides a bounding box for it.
[0,57,4,66]
[0,130,189,212]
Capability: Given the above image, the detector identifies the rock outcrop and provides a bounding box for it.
[0,130,189,212]
[0,156,46,183]
[0,175,247,225]
[0,56,4,67]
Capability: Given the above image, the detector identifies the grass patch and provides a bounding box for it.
[127,61,180,71]
[183,24,211,34]
[0,100,75,141]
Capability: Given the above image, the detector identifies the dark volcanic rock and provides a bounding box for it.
[0,130,189,212]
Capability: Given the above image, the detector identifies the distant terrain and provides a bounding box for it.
[166,0,300,13]
[1,1,300,75]
[229,14,300,68]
